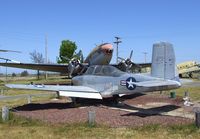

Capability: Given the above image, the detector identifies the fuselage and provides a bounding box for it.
[84,43,113,65]
[72,65,181,98]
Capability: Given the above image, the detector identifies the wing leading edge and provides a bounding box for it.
[6,84,102,99]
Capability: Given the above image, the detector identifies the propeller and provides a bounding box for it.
[61,56,82,78]
[118,50,141,72]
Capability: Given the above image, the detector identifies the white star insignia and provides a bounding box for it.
[127,78,134,88]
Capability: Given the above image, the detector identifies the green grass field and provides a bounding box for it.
[0,76,200,139]
[0,117,200,139]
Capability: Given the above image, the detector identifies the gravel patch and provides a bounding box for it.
[13,94,194,127]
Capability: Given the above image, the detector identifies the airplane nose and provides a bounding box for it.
[101,43,113,55]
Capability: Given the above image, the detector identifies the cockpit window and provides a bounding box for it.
[102,66,112,75]
[85,66,95,74]
[94,66,102,75]
[85,65,124,77]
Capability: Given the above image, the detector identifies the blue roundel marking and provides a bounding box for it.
[126,77,136,90]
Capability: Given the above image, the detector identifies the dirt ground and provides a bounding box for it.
[12,93,194,127]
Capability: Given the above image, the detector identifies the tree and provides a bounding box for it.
[30,50,45,79]
[57,40,77,63]
[21,70,29,77]
[12,73,17,77]
[30,50,45,64]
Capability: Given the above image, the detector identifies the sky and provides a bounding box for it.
[0,0,200,73]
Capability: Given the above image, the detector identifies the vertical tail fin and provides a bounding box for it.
[151,42,178,80]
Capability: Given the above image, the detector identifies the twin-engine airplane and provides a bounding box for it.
[0,43,149,77]
[6,42,181,101]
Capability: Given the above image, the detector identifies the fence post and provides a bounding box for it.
[184,91,189,97]
[27,95,32,104]
[1,89,4,95]
[2,106,9,122]
[195,111,200,128]
[88,110,95,126]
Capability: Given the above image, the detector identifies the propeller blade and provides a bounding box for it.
[76,50,84,63]
[118,57,125,61]
[129,50,133,59]
[61,56,71,61]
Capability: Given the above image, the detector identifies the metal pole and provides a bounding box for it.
[45,35,48,79]
[114,37,122,64]
[5,60,8,82]
[117,44,118,64]
[143,52,147,63]
[143,52,147,72]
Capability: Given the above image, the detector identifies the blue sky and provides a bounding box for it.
[0,0,200,73]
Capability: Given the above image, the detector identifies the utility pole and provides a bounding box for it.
[114,36,122,64]
[45,35,48,79]
[5,60,8,82]
[143,52,148,72]
[143,52,148,63]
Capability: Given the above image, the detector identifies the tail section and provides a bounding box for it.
[151,42,178,80]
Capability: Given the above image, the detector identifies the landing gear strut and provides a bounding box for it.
[112,95,120,105]
[71,97,80,106]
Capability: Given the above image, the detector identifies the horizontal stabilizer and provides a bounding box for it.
[135,80,181,88]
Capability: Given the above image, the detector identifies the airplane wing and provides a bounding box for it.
[5,84,102,99]
[0,62,69,73]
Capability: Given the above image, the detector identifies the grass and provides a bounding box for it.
[175,87,200,101]
[0,115,200,139]
[0,76,200,138]
[0,76,65,108]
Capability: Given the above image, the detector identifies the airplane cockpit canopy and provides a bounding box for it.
[84,65,124,77]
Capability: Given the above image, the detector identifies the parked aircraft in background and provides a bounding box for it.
[177,61,200,78]
[0,43,149,77]
[6,42,181,103]
[0,43,113,77]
